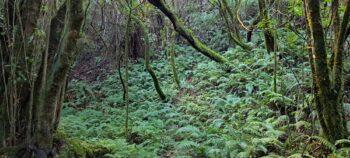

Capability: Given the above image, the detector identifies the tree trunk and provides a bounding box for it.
[304,0,350,142]
[258,0,275,52]
[131,15,167,100]
[0,0,43,147]
[0,0,84,155]
[169,0,180,88]
[36,0,83,149]
[246,16,261,42]
[170,31,180,87]
[124,11,132,138]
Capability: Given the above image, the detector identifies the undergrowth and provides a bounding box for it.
[59,44,350,157]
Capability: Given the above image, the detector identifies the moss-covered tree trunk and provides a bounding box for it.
[258,0,275,52]
[0,0,84,155]
[168,0,180,87]
[170,31,180,87]
[148,0,228,63]
[131,15,167,100]
[304,0,350,142]
[36,0,84,149]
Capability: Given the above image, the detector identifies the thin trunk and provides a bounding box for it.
[53,77,68,131]
[116,18,126,101]
[273,32,277,93]
[273,0,281,93]
[0,8,8,148]
[1,0,42,147]
[259,0,278,92]
[132,15,167,100]
[221,0,241,40]
[161,26,168,59]
[124,11,132,138]
[170,31,180,87]
[332,0,350,92]
[246,16,261,42]
[169,0,180,87]
[258,0,275,52]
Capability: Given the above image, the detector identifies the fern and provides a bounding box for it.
[176,140,199,149]
[335,139,350,147]
[287,153,315,158]
[176,125,201,138]
[311,136,336,152]
[294,120,312,130]
[61,30,316,157]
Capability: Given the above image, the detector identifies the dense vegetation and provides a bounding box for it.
[1,0,350,157]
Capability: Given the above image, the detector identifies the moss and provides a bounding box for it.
[55,130,110,157]
[305,0,348,143]
[170,31,180,87]
[149,0,228,63]
[36,0,84,149]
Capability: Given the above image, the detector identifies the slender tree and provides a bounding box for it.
[124,8,132,138]
[170,31,180,87]
[132,15,167,100]
[169,0,180,87]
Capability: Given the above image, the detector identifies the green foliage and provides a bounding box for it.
[59,36,341,157]
[311,136,336,152]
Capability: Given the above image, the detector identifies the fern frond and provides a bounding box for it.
[176,125,201,134]
[287,153,315,158]
[311,136,336,152]
[294,120,311,130]
[243,127,263,137]
[176,140,199,149]
[335,139,350,147]
[258,137,284,150]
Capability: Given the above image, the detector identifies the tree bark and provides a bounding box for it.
[0,0,43,147]
[0,0,84,154]
[36,0,84,149]
[305,0,349,142]
[30,2,67,145]
[258,0,276,52]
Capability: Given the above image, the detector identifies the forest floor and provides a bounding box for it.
[58,45,350,157]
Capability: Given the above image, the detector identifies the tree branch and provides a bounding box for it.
[148,0,228,63]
